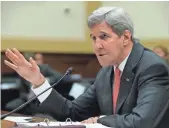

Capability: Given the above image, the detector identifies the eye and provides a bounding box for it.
[91,36,96,41]
[99,34,109,40]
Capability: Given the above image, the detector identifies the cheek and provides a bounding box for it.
[107,41,122,52]
[160,53,165,57]
[156,51,164,57]
[108,43,123,58]
[160,52,165,56]
[93,45,97,53]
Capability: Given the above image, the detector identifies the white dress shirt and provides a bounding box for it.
[114,52,130,73]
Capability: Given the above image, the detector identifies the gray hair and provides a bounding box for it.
[87,7,134,38]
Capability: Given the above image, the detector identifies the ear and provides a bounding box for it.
[123,30,132,46]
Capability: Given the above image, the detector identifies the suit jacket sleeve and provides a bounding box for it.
[36,66,103,122]
[98,64,169,128]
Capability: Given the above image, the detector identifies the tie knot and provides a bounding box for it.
[115,67,121,76]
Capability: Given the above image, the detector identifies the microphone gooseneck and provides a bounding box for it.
[1,67,73,120]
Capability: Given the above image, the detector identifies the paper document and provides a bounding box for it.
[4,116,111,128]
[86,123,111,128]
[4,116,33,123]
[17,122,111,128]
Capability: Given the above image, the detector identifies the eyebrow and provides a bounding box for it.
[100,31,109,35]
[90,31,110,38]
[90,34,92,38]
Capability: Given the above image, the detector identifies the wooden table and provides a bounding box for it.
[1,110,18,128]
[1,120,16,128]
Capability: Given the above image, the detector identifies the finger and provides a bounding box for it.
[29,57,38,69]
[88,118,95,124]
[5,49,19,65]
[93,117,98,123]
[89,118,94,124]
[12,48,29,65]
[81,121,87,124]
[81,119,87,123]
[4,60,18,70]
[12,48,26,60]
[82,119,92,124]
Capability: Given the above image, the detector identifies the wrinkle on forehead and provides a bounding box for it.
[90,21,113,36]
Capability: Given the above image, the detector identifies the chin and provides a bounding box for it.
[99,62,113,67]
[98,60,115,67]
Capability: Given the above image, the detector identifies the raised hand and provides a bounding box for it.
[4,48,45,88]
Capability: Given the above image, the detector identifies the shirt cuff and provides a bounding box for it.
[99,115,106,118]
[31,79,52,103]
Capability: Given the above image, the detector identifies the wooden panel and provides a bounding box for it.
[1,52,101,78]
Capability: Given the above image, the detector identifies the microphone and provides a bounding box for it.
[1,67,73,120]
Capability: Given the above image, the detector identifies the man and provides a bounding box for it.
[32,53,63,85]
[153,45,169,64]
[4,7,169,128]
[33,53,44,65]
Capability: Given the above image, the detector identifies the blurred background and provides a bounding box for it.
[1,1,169,115]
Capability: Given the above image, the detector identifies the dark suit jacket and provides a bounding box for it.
[37,43,169,128]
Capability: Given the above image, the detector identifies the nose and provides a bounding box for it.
[94,39,104,49]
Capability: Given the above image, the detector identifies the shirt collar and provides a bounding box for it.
[114,52,131,72]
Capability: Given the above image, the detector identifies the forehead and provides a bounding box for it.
[35,54,43,58]
[90,21,113,35]
[154,48,164,52]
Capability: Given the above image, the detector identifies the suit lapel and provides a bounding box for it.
[115,42,144,113]
[115,68,134,113]
[102,67,114,114]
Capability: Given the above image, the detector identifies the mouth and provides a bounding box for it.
[98,54,106,57]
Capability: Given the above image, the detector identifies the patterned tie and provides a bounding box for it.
[113,67,121,113]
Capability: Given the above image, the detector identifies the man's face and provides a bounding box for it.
[153,48,166,59]
[34,53,44,65]
[90,21,127,67]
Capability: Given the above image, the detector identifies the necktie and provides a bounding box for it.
[113,67,121,113]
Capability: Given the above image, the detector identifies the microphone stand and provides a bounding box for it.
[1,67,73,120]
